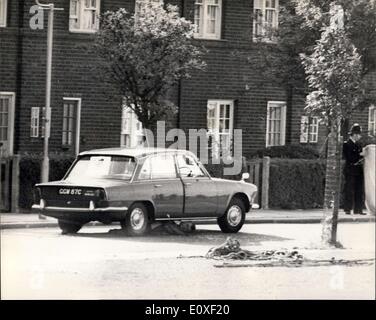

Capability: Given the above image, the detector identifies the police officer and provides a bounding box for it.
[343,123,365,215]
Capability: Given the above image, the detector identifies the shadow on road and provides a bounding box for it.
[72,226,291,246]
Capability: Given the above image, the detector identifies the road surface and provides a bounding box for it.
[1,222,375,299]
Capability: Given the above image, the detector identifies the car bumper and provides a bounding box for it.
[32,204,128,213]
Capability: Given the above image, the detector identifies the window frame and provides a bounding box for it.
[253,0,279,42]
[207,99,234,157]
[309,116,319,143]
[369,105,376,136]
[135,0,164,16]
[0,0,7,28]
[194,0,222,40]
[120,105,144,148]
[69,0,101,34]
[0,92,15,156]
[300,115,319,144]
[266,100,286,147]
[30,107,40,138]
[62,97,81,155]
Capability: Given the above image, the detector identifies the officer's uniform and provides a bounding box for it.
[343,137,364,214]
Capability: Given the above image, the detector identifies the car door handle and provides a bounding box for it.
[154,184,162,188]
[184,182,192,186]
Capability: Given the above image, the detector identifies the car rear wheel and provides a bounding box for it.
[121,203,151,236]
[58,219,83,235]
[217,198,246,233]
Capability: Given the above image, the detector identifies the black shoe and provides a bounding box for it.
[345,211,351,215]
[354,212,366,215]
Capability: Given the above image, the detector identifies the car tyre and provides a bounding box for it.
[217,197,246,233]
[121,203,151,236]
[58,219,83,234]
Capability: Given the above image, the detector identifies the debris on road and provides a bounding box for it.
[205,237,304,263]
[179,237,375,268]
[214,257,375,268]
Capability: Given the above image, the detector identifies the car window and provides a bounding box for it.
[138,154,177,180]
[151,154,177,179]
[138,157,151,180]
[176,154,205,178]
[65,155,136,181]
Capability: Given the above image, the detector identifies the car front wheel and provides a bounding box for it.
[121,203,151,236]
[58,219,83,235]
[217,198,246,233]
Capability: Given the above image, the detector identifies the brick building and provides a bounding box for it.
[1,0,375,210]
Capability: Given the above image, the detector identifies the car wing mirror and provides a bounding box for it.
[241,172,250,181]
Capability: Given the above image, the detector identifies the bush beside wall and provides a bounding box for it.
[19,154,75,209]
[269,159,326,209]
[248,144,321,159]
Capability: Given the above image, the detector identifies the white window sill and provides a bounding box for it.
[194,36,225,41]
[69,29,98,34]
[252,36,277,44]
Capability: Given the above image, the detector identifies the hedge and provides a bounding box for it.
[247,144,320,159]
[19,155,75,209]
[269,159,326,209]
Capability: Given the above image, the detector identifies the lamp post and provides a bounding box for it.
[35,1,63,183]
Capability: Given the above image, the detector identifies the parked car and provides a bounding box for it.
[32,148,258,235]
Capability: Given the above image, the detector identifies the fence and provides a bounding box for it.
[0,155,20,212]
[244,156,270,209]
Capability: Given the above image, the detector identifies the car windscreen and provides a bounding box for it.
[65,155,136,182]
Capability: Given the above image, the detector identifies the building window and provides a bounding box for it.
[266,101,286,147]
[253,0,279,41]
[69,0,100,33]
[369,105,376,136]
[194,0,222,40]
[0,92,15,156]
[0,0,7,27]
[135,0,163,16]
[207,100,234,157]
[62,98,81,154]
[121,106,144,148]
[300,115,319,143]
[30,107,40,138]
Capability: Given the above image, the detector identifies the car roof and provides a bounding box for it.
[78,147,196,159]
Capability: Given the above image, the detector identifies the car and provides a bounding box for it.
[32,148,258,235]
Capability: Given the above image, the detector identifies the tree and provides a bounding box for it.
[249,0,376,91]
[248,0,376,246]
[93,2,206,130]
[301,3,363,245]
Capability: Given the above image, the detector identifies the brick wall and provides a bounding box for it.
[1,0,374,160]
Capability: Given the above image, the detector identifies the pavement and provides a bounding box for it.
[0,209,374,229]
[1,222,375,299]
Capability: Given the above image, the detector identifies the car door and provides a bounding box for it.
[176,154,218,217]
[138,153,184,219]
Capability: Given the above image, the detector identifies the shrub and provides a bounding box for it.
[18,154,75,209]
[268,158,326,209]
[248,144,320,159]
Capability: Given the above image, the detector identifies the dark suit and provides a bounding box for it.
[343,138,364,213]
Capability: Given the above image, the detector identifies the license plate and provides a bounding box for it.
[58,188,83,196]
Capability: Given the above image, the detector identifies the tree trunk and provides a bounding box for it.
[322,123,343,246]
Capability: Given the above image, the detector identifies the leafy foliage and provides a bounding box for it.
[19,155,74,209]
[269,158,326,209]
[248,0,376,93]
[300,3,364,128]
[247,144,320,159]
[93,3,206,128]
